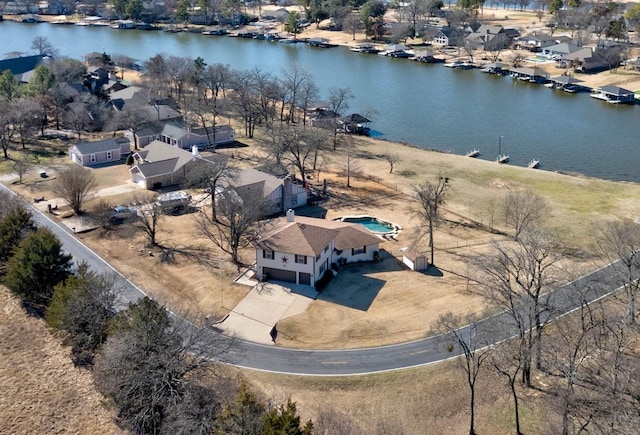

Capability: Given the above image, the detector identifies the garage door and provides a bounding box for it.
[299,273,311,286]
[263,267,296,283]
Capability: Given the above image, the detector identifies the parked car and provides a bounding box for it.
[110,205,138,222]
[156,191,192,211]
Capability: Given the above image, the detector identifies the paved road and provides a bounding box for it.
[2,184,632,376]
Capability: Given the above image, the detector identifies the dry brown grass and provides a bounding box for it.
[0,286,126,435]
[240,361,557,434]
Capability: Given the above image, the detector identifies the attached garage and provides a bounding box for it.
[263,267,296,283]
[299,272,311,286]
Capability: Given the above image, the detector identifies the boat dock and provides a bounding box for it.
[497,154,509,164]
[465,149,480,157]
[528,159,540,168]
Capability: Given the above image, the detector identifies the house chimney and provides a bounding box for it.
[286,209,295,222]
[192,145,199,156]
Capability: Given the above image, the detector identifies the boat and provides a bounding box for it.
[350,43,380,54]
[497,154,509,164]
[544,82,555,88]
[465,149,480,157]
[528,159,540,169]
[563,84,578,93]
[444,59,475,69]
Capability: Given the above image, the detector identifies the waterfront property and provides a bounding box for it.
[69,137,131,166]
[590,85,636,104]
[129,140,226,189]
[220,169,308,217]
[256,210,383,286]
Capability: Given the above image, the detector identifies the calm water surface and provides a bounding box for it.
[3,21,640,182]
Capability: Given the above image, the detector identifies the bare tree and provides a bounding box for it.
[52,165,98,214]
[12,156,32,184]
[491,338,525,435]
[281,63,312,123]
[31,36,59,57]
[384,153,399,173]
[342,136,361,188]
[135,195,164,246]
[0,101,17,159]
[342,13,364,40]
[94,297,232,434]
[597,219,640,324]
[185,158,231,222]
[413,176,450,267]
[471,228,563,387]
[504,190,547,241]
[197,185,268,265]
[433,312,492,435]
[327,87,353,150]
[543,286,606,435]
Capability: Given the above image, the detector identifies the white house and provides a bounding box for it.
[255,210,383,287]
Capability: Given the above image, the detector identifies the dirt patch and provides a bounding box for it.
[0,286,125,435]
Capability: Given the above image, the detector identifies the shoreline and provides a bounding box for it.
[4,11,640,92]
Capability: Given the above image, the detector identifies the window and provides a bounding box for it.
[316,253,321,262]
[319,263,325,275]
[324,245,329,253]
[263,249,274,260]
[295,255,307,264]
[90,154,96,163]
[106,151,113,160]
[352,246,367,255]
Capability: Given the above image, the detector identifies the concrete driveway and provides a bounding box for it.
[219,280,319,345]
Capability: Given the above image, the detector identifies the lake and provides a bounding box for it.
[3,20,640,182]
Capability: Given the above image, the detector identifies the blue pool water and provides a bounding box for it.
[343,217,395,234]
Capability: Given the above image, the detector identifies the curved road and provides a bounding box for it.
[5,184,631,376]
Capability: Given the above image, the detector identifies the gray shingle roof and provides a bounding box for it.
[72,138,129,155]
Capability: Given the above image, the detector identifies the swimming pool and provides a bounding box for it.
[340,216,400,235]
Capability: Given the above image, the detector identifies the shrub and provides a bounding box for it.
[315,270,334,292]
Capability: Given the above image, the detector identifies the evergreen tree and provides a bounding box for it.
[0,70,21,101]
[0,203,35,267]
[4,228,72,311]
[46,265,118,366]
[263,400,313,435]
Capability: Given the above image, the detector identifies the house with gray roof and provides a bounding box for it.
[255,210,383,286]
[69,137,131,166]
[0,54,47,83]
[221,168,308,216]
[129,122,235,150]
[110,86,150,111]
[129,140,226,189]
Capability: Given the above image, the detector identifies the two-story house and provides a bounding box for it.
[256,210,383,287]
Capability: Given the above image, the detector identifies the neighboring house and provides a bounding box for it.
[431,27,465,46]
[262,8,289,22]
[564,48,609,73]
[514,33,573,51]
[256,210,384,286]
[255,162,289,179]
[69,138,131,166]
[466,24,510,50]
[0,54,47,83]
[541,42,585,59]
[109,85,150,110]
[160,123,235,149]
[129,140,226,189]
[222,168,308,216]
